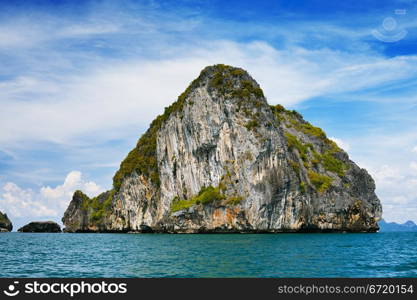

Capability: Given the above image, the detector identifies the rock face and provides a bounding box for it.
[0,211,12,232]
[62,64,382,233]
[18,221,62,233]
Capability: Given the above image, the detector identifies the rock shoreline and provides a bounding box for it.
[64,228,378,234]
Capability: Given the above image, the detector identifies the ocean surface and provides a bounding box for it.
[1,232,416,277]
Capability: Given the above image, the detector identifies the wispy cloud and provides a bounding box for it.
[59,23,120,37]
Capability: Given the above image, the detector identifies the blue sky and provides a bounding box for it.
[1,0,417,229]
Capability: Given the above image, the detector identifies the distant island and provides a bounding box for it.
[378,219,417,232]
[17,221,62,233]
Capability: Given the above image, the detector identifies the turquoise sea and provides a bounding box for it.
[1,232,416,277]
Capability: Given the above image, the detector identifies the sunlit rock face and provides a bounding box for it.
[62,65,382,233]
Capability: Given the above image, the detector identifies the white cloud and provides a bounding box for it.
[346,130,417,223]
[329,137,351,151]
[412,146,417,153]
[0,25,45,48]
[2,40,417,148]
[410,161,417,173]
[40,171,102,201]
[0,171,103,229]
[1,182,56,218]
[371,165,404,182]
[365,162,417,222]
[391,196,409,205]
[59,24,120,37]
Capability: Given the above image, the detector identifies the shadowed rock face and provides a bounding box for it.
[62,64,382,233]
[18,221,61,233]
[0,211,12,232]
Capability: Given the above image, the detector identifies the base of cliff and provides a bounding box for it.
[63,226,379,234]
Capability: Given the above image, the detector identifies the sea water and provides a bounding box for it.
[1,232,416,277]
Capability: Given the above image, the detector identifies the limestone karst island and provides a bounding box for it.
[62,64,382,233]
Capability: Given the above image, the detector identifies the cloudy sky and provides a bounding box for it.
[1,0,417,229]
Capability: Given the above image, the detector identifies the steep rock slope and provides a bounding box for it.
[63,64,382,233]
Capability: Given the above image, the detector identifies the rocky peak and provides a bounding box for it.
[62,64,382,233]
[195,64,265,101]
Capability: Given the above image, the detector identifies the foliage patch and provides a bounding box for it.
[77,190,115,223]
[170,186,226,212]
[308,171,333,193]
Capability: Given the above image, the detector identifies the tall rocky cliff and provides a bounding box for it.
[0,211,12,232]
[62,64,382,233]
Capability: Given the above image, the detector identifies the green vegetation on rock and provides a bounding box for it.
[297,122,326,139]
[208,64,264,100]
[314,151,347,177]
[278,104,349,194]
[271,104,334,143]
[170,197,192,213]
[299,181,306,193]
[112,119,160,190]
[170,172,245,213]
[285,133,309,161]
[171,185,226,212]
[0,212,7,222]
[308,171,333,193]
[271,104,285,113]
[284,132,343,193]
[194,186,226,205]
[231,79,264,99]
[91,191,114,222]
[289,159,301,174]
[226,195,244,205]
[245,119,259,131]
[77,190,115,223]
